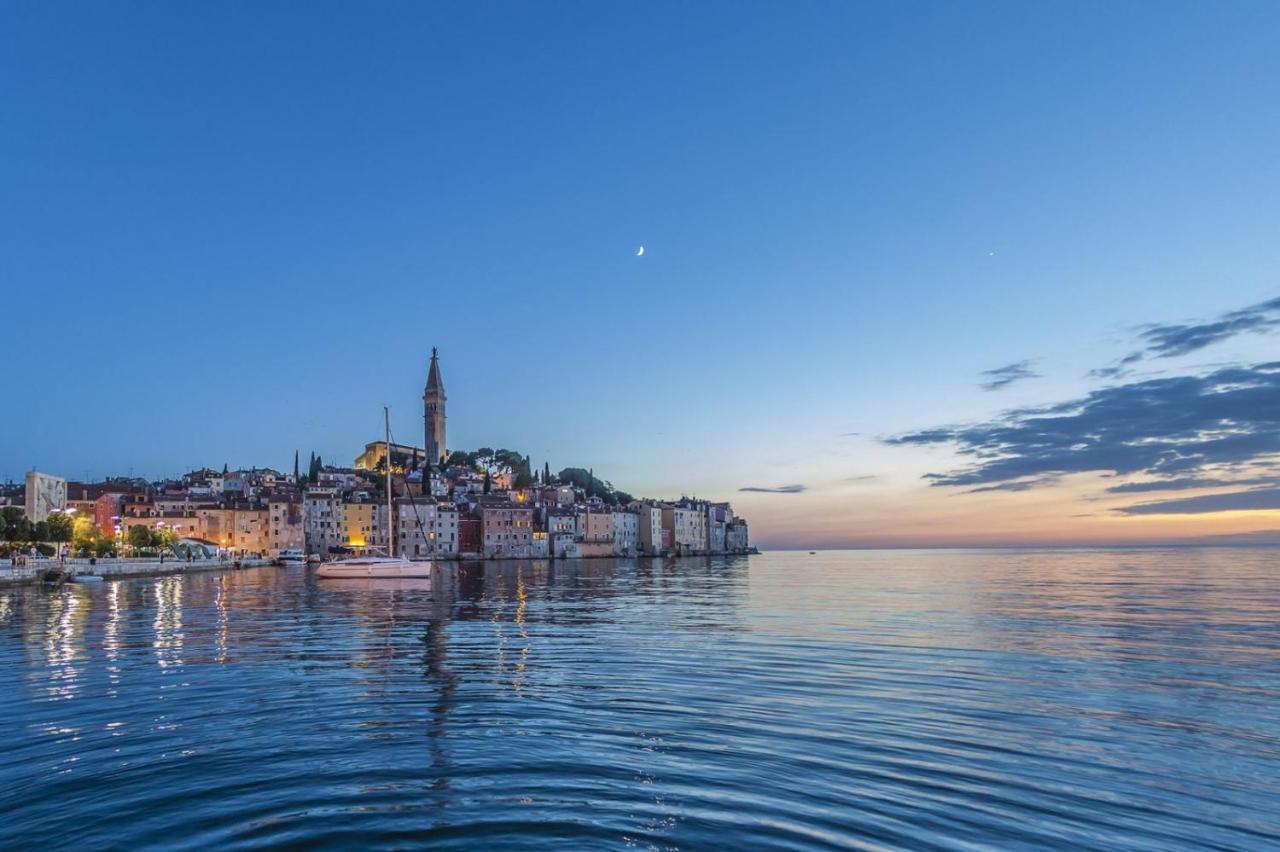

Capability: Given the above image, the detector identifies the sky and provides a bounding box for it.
[2,2,1279,548]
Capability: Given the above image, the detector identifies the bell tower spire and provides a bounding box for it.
[423,347,447,466]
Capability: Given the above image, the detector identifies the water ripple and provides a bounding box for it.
[2,550,1279,849]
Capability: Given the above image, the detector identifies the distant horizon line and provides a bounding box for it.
[757,541,1280,552]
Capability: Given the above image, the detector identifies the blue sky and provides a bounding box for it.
[3,2,1279,546]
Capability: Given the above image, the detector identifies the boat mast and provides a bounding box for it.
[385,406,395,557]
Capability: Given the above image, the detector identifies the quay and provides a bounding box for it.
[0,555,274,588]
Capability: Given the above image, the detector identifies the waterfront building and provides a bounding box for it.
[707,502,731,554]
[577,507,614,545]
[24,470,66,522]
[304,488,343,555]
[726,519,750,553]
[341,498,379,549]
[268,496,304,558]
[192,507,236,551]
[545,508,577,538]
[478,497,535,557]
[612,510,639,556]
[423,347,447,466]
[232,507,270,555]
[458,515,482,556]
[94,492,129,535]
[395,498,459,557]
[636,505,665,555]
[662,504,707,554]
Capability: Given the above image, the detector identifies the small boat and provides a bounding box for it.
[316,406,433,582]
[277,549,306,566]
[316,555,432,579]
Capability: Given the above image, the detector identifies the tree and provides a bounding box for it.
[45,512,73,544]
[127,525,153,550]
[544,461,551,484]
[73,516,110,557]
[512,454,533,489]
[483,470,492,494]
[0,507,24,542]
[293,450,300,482]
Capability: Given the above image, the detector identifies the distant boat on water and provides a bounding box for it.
[315,554,431,579]
[316,406,434,581]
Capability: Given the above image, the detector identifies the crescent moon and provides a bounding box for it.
[636,245,645,256]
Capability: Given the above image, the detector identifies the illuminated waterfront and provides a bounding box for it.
[1,551,1278,849]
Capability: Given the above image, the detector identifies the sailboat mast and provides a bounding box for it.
[385,406,394,556]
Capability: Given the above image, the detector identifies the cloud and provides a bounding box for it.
[965,477,1059,494]
[887,361,1280,490]
[1114,487,1280,515]
[1094,296,1280,376]
[1106,474,1280,494]
[1138,297,1280,358]
[979,360,1040,391]
[844,475,878,482]
[738,484,806,494]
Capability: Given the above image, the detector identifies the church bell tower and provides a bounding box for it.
[423,347,447,466]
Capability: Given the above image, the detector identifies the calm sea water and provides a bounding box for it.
[2,549,1278,850]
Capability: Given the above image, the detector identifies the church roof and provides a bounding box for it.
[426,347,444,394]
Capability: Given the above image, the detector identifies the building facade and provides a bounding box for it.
[612,510,639,556]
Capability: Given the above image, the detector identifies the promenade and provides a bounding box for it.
[0,555,274,587]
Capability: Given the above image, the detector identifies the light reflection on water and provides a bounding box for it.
[0,549,1278,850]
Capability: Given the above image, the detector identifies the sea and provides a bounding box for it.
[2,548,1278,850]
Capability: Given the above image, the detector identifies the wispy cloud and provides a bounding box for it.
[1114,487,1280,515]
[887,361,1280,491]
[979,360,1040,391]
[964,477,1059,494]
[1105,474,1280,494]
[844,474,877,482]
[738,484,806,494]
[1139,297,1280,358]
[1093,296,1280,378]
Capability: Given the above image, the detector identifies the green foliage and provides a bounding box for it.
[557,468,621,503]
[126,525,154,550]
[0,507,30,543]
[72,516,105,555]
[45,512,73,543]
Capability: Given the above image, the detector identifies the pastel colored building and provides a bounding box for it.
[612,511,639,556]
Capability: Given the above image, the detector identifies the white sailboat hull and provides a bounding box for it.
[315,557,433,579]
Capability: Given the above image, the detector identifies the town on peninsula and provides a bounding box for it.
[2,349,751,567]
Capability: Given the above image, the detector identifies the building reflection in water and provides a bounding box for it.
[215,573,230,664]
[104,581,122,693]
[42,586,89,703]
[152,575,184,670]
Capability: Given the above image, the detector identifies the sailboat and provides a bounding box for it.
[316,407,434,580]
